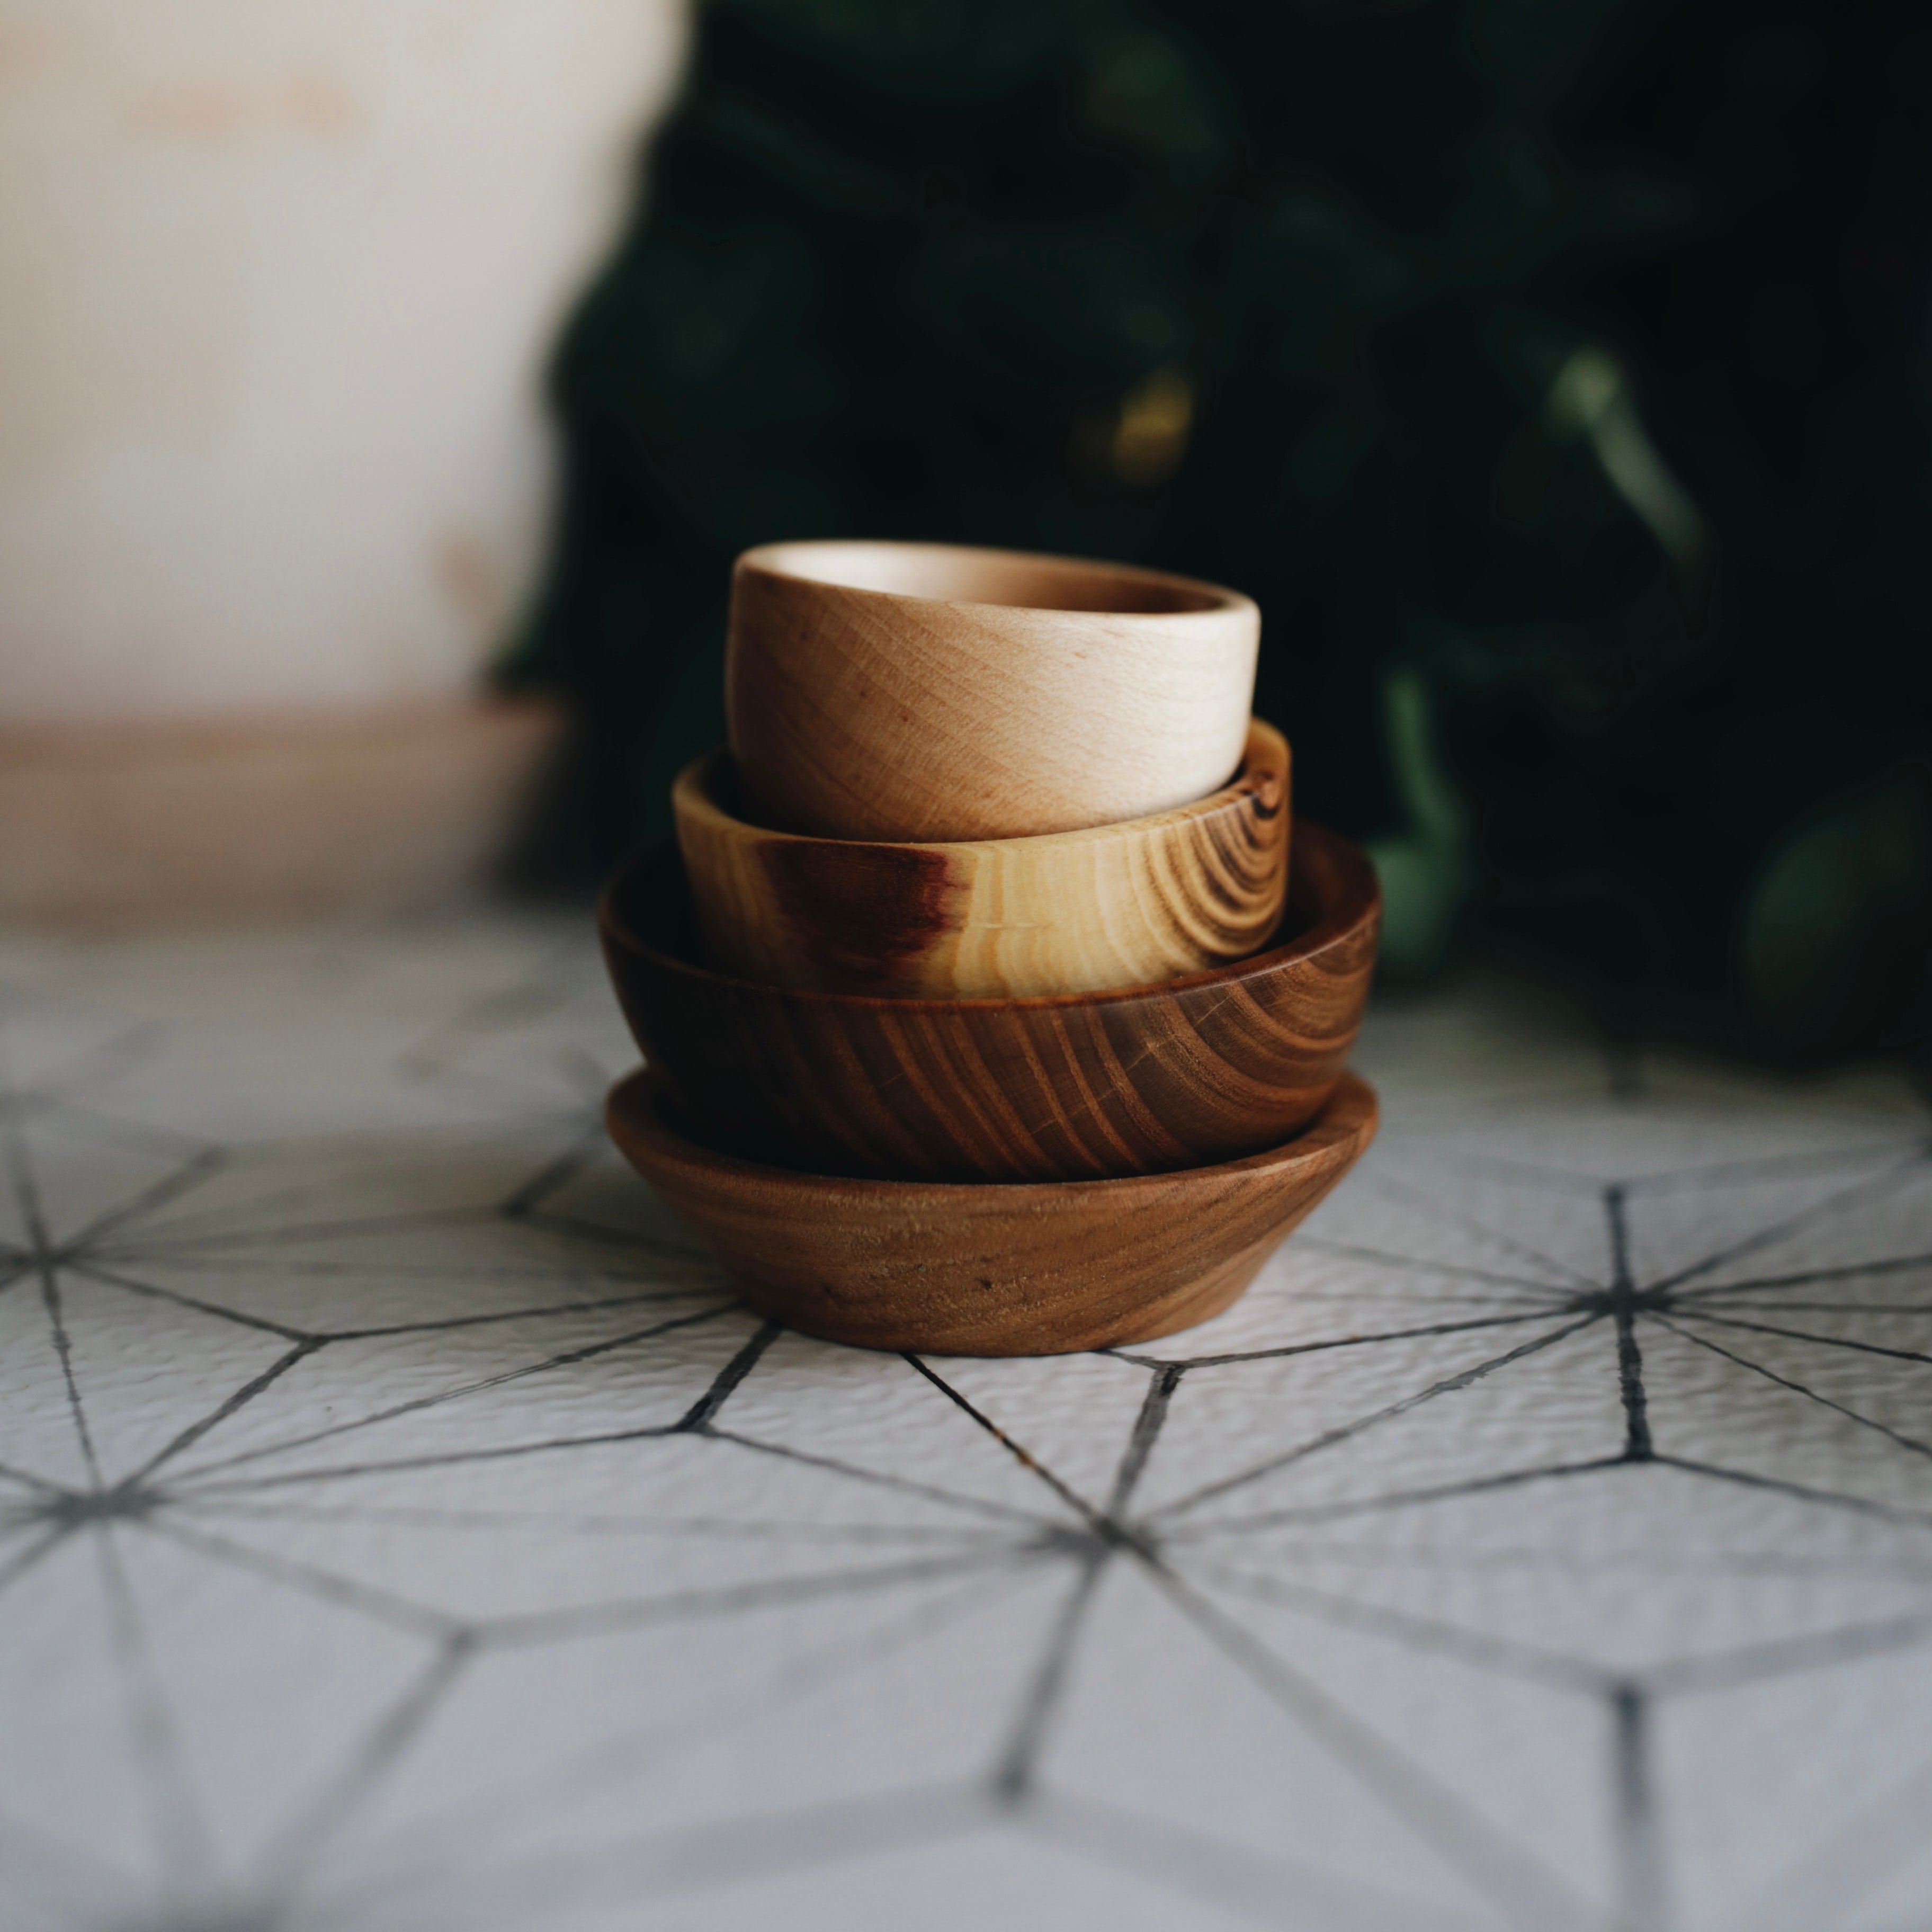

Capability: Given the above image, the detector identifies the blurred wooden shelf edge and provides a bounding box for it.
[0,694,572,928]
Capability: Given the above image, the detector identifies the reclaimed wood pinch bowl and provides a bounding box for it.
[597,820,1380,1184]
[727,539,1260,842]
[674,718,1290,1000]
[606,1069,1378,1355]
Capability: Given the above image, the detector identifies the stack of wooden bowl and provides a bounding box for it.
[599,541,1382,1355]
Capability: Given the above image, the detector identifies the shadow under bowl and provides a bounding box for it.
[606,1069,1379,1355]
[598,820,1380,1184]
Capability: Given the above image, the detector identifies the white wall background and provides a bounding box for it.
[0,0,687,723]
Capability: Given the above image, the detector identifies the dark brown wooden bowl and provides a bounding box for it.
[606,1069,1379,1355]
[597,822,1380,1185]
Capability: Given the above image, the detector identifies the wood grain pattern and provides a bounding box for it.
[727,539,1259,842]
[675,719,1290,999]
[599,820,1380,1183]
[606,1069,1378,1355]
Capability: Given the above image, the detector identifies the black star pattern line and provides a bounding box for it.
[4,946,1932,1932]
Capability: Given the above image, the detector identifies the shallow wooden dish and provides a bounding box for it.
[599,820,1380,1184]
[674,719,1290,999]
[606,1069,1378,1355]
[727,539,1260,842]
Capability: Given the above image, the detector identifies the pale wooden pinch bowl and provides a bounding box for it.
[674,718,1290,999]
[607,1070,1378,1355]
[727,540,1261,842]
[598,820,1380,1184]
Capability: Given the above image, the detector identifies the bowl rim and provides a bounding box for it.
[733,539,1258,625]
[608,1066,1379,1201]
[674,718,1287,860]
[599,817,1380,1015]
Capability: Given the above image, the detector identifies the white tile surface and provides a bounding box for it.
[1,923,1929,1931]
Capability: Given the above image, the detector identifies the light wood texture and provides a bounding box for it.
[600,820,1380,1183]
[727,540,1260,842]
[0,696,566,926]
[675,719,1290,999]
[606,1069,1378,1355]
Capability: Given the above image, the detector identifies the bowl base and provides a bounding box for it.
[606,1070,1378,1356]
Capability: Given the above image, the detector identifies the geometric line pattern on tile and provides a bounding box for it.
[4,939,1932,1932]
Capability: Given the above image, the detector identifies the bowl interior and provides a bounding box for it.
[682,719,1277,848]
[739,540,1232,616]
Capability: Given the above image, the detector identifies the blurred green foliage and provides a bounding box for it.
[506,0,1932,1062]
